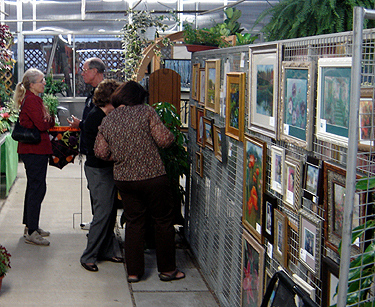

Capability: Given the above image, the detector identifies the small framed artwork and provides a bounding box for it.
[242,135,267,243]
[225,72,246,141]
[270,146,285,195]
[274,209,288,268]
[359,97,375,147]
[241,230,265,307]
[213,125,226,163]
[195,151,203,178]
[316,57,352,146]
[279,61,315,150]
[203,117,214,150]
[191,63,200,100]
[199,68,206,106]
[196,107,205,147]
[321,256,339,307]
[283,155,302,212]
[248,43,280,138]
[263,193,277,244]
[323,161,365,255]
[303,156,322,204]
[292,274,316,305]
[205,59,221,113]
[299,209,322,275]
[190,105,196,129]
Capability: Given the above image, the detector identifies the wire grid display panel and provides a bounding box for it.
[187,29,375,307]
[187,47,248,307]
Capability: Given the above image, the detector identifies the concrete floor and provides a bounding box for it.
[0,158,220,307]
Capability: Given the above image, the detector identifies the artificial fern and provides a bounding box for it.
[255,0,375,41]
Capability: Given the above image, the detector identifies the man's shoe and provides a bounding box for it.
[25,231,50,246]
[24,227,50,237]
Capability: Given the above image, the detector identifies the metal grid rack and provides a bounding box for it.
[187,23,375,307]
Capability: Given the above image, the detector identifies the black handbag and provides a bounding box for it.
[11,119,41,144]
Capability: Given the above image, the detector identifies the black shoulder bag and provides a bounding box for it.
[11,98,41,144]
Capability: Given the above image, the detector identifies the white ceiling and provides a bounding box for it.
[1,0,276,35]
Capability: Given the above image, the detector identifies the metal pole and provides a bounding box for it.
[337,6,363,307]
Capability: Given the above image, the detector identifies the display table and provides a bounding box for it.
[0,133,18,198]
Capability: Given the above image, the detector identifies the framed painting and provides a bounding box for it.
[270,146,285,195]
[299,209,322,275]
[242,135,266,243]
[225,72,246,141]
[248,43,279,138]
[316,57,352,146]
[195,151,203,177]
[263,193,277,244]
[196,107,205,146]
[283,155,302,212]
[191,63,200,100]
[303,156,322,204]
[359,97,375,147]
[292,274,316,305]
[323,161,365,255]
[213,125,226,162]
[274,209,288,268]
[279,61,315,150]
[205,59,221,113]
[190,105,196,129]
[203,117,214,150]
[321,256,339,307]
[241,230,265,307]
[199,68,206,106]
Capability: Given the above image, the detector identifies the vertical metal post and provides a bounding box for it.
[337,6,364,307]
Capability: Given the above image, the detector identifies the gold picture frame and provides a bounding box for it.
[225,72,245,141]
[205,59,221,113]
[192,63,200,100]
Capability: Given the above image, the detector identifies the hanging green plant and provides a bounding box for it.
[120,10,177,81]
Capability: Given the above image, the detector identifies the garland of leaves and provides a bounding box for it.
[120,10,176,81]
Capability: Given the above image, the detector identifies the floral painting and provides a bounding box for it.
[285,78,307,129]
[256,65,274,117]
[229,82,240,129]
[243,136,265,242]
[241,231,264,307]
[359,98,374,140]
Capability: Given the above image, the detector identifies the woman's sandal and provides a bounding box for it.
[159,269,185,282]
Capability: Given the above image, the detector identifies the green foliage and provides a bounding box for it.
[120,10,176,81]
[0,244,11,276]
[44,74,68,96]
[183,22,229,47]
[0,99,18,133]
[255,0,375,41]
[42,93,59,118]
[217,7,244,36]
[235,32,258,46]
[153,102,189,206]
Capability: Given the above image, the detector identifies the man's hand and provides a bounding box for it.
[67,115,81,129]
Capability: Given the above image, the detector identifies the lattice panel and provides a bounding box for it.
[0,70,13,96]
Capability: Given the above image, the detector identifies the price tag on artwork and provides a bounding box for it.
[300,248,307,262]
[240,52,245,68]
[256,223,261,234]
[267,242,273,258]
[269,117,275,127]
[284,124,289,135]
[320,119,327,132]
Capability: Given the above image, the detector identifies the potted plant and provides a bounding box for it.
[0,244,11,291]
[153,102,189,226]
[0,99,19,133]
[183,22,229,52]
[42,93,60,126]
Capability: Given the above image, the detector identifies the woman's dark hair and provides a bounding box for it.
[93,79,122,107]
[111,81,149,108]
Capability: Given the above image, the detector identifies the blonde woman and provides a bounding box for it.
[14,68,55,246]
